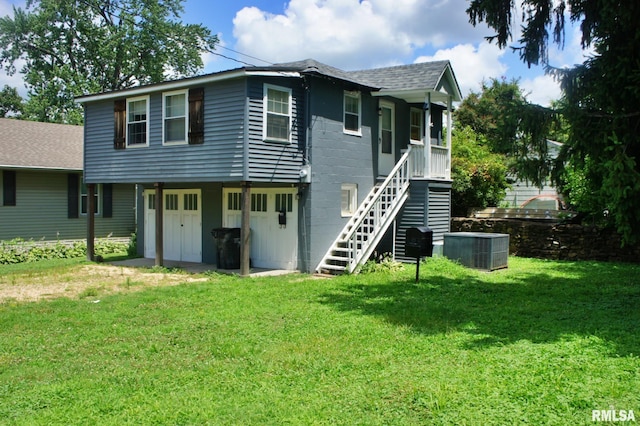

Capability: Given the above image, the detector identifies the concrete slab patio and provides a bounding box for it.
[109,258,297,277]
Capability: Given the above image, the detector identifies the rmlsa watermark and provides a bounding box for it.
[592,409,636,422]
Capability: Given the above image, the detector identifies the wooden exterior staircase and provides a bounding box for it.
[315,146,416,274]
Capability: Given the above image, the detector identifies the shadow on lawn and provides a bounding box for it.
[318,260,640,357]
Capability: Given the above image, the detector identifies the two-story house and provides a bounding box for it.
[77,59,461,274]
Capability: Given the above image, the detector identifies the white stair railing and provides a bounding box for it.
[315,146,416,274]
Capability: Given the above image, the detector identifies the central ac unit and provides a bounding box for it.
[443,232,509,270]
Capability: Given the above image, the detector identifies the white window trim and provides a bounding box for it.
[343,91,362,136]
[341,183,358,217]
[410,107,425,144]
[126,95,150,148]
[263,84,292,144]
[162,89,188,145]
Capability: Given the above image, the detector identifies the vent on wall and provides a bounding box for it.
[443,232,509,271]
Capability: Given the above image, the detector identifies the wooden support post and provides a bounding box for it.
[240,181,251,277]
[86,183,95,261]
[154,182,164,267]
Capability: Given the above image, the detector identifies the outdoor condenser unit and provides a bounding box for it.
[443,232,509,271]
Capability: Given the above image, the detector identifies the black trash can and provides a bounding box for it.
[211,228,241,269]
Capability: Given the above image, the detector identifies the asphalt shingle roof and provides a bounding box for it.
[0,118,83,170]
[265,58,454,92]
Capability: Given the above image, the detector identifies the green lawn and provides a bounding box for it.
[1,257,638,425]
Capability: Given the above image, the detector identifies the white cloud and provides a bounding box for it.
[520,74,562,107]
[232,0,491,70]
[416,42,507,98]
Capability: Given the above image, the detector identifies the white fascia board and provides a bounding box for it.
[76,70,301,104]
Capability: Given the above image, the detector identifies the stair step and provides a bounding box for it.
[320,263,346,271]
[326,255,348,262]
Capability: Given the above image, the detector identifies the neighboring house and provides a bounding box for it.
[77,59,462,273]
[503,140,562,207]
[0,118,135,241]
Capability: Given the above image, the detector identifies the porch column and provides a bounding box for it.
[240,181,251,277]
[424,92,431,178]
[446,95,453,180]
[86,183,95,261]
[154,182,164,267]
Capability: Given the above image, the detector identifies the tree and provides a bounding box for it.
[0,85,24,117]
[0,0,218,124]
[467,0,640,244]
[451,126,510,217]
[455,78,558,188]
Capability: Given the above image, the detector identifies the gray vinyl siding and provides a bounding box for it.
[426,183,451,241]
[394,180,451,261]
[246,77,305,182]
[0,169,135,241]
[302,77,377,272]
[84,78,247,184]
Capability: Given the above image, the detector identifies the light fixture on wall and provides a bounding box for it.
[377,107,383,116]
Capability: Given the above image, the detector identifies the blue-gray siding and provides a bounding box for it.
[0,169,135,241]
[395,180,451,261]
[84,79,247,184]
[246,78,305,182]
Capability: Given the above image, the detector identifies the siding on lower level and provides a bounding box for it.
[0,169,135,241]
[395,180,451,261]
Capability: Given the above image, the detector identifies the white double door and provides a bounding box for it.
[144,189,202,262]
[222,188,298,270]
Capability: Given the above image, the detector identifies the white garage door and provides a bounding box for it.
[144,189,202,262]
[223,188,298,270]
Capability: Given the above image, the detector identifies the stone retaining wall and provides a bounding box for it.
[451,218,640,263]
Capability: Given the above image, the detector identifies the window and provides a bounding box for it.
[165,194,179,211]
[410,108,424,143]
[251,193,267,212]
[127,96,149,147]
[264,84,292,142]
[227,192,242,211]
[341,184,357,217]
[344,91,361,135]
[80,181,100,215]
[275,193,293,212]
[148,193,156,210]
[3,170,16,206]
[163,90,188,144]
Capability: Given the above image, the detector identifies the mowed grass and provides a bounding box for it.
[0,257,639,425]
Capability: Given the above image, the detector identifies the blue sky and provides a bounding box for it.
[1,0,591,106]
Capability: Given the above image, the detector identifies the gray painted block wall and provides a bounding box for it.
[302,77,377,271]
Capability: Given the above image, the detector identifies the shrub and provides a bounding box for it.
[0,238,129,265]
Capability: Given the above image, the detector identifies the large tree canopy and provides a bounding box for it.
[455,77,558,188]
[0,0,218,124]
[467,0,640,244]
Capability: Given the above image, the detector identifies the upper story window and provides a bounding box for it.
[264,84,292,143]
[127,96,150,147]
[344,91,361,135]
[410,108,424,143]
[163,90,188,145]
[2,170,16,206]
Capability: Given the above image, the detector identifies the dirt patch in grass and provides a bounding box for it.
[0,264,208,303]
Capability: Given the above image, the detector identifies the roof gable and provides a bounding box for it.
[0,118,84,170]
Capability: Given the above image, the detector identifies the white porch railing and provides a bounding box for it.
[430,145,450,179]
[409,142,450,180]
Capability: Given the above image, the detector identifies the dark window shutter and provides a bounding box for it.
[3,170,16,206]
[188,88,204,144]
[102,183,113,218]
[68,173,79,219]
[114,99,126,149]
